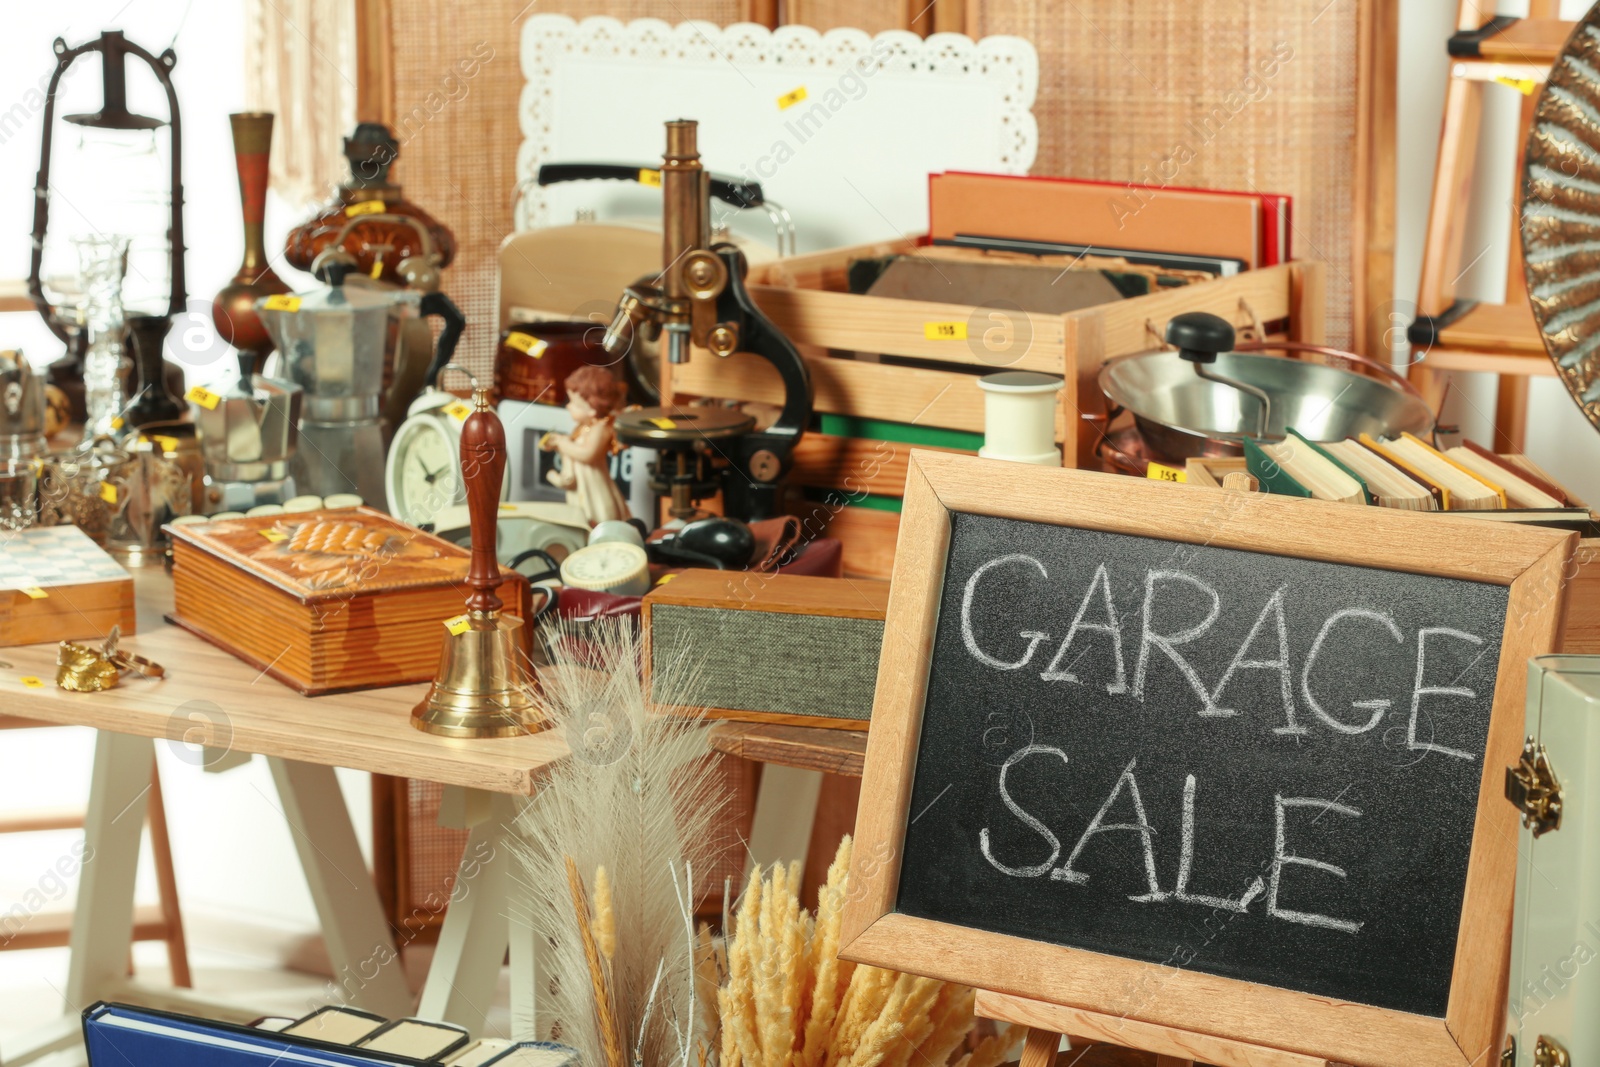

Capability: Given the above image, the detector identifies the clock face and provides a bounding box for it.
[562,542,644,583]
[391,419,460,526]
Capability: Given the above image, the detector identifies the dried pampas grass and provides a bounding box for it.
[715,838,1020,1067]
[511,617,730,1067]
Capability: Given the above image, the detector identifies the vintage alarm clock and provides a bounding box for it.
[385,364,506,527]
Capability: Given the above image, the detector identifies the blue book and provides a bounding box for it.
[84,1003,441,1067]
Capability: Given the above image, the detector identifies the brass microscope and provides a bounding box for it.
[602,120,812,523]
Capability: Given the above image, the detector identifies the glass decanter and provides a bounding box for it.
[73,234,131,440]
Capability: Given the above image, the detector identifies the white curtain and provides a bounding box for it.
[242,0,357,207]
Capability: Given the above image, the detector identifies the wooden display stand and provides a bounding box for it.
[668,240,1323,578]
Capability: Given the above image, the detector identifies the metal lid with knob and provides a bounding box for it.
[1166,311,1271,436]
[1166,312,1236,364]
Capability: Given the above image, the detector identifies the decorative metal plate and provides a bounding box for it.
[1523,11,1600,431]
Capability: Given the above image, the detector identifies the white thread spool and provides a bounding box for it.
[978,372,1064,465]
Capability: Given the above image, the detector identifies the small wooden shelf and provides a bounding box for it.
[711,720,868,778]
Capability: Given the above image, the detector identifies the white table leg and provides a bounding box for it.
[745,765,824,874]
[66,730,155,1009]
[0,732,153,1067]
[267,757,411,1018]
[418,790,520,1037]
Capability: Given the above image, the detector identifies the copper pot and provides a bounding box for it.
[494,321,612,406]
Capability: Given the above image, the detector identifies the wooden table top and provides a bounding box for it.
[0,568,568,795]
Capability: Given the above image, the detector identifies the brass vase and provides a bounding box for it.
[212,112,291,363]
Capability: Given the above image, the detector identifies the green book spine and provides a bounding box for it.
[1287,428,1373,505]
[1243,437,1311,498]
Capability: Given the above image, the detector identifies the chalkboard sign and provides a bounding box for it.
[840,452,1575,1067]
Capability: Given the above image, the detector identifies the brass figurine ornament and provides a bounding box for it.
[411,383,541,738]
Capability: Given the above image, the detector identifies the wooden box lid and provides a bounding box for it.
[166,507,521,605]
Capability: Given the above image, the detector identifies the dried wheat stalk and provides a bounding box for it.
[713,837,1019,1067]
[566,855,626,1067]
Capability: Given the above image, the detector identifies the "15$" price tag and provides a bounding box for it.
[924,321,967,341]
[1145,461,1187,483]
[185,385,222,410]
[443,401,473,423]
[444,615,471,636]
[504,332,549,359]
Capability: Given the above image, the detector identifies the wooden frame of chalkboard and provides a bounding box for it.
[840,450,1577,1067]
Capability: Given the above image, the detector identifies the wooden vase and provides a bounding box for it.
[212,112,291,365]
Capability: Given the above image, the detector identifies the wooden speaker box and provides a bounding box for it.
[642,570,889,730]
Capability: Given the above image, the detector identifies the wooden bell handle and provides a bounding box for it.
[461,389,505,614]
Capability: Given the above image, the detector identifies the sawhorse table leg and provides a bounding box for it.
[417,789,540,1039]
[1,734,409,1067]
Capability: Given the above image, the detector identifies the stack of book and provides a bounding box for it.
[928,171,1291,277]
[166,507,530,694]
[1237,430,1588,529]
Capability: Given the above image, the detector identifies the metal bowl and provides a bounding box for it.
[1098,344,1435,460]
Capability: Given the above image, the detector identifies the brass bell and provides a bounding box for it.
[412,612,539,738]
[411,384,543,738]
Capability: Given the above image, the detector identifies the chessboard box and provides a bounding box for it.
[0,526,136,646]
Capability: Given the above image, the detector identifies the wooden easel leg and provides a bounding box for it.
[268,757,412,1018]
[1493,374,1529,453]
[1020,1027,1062,1067]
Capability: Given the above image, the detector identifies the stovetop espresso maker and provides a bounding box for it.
[257,256,464,511]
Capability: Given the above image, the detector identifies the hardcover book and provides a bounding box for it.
[165,508,530,695]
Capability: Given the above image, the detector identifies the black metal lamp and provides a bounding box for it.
[27,30,188,425]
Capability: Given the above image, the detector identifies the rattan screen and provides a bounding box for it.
[967,1,1362,348]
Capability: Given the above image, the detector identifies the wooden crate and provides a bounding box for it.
[1185,454,1600,654]
[669,239,1325,578]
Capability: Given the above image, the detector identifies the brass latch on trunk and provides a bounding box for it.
[1506,736,1563,837]
[1534,1035,1569,1067]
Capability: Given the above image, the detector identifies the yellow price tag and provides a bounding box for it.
[777,86,808,110]
[499,502,517,512]
[924,321,967,340]
[262,294,301,313]
[111,416,123,430]
[654,573,677,586]
[648,417,678,430]
[99,482,118,505]
[20,676,43,689]
[20,587,48,600]
[1146,461,1187,483]
[152,435,180,452]
[505,332,548,358]
[370,257,385,280]
[445,615,471,636]
[1495,75,1538,95]
[444,401,473,423]
[345,198,387,216]
[638,168,662,187]
[185,385,222,410]
[260,530,288,543]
